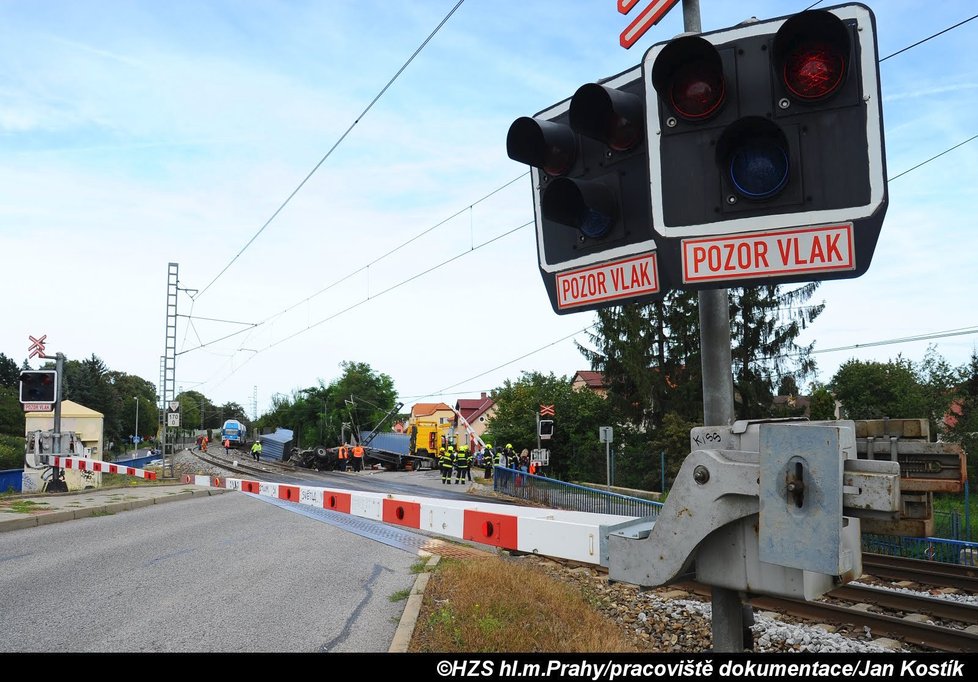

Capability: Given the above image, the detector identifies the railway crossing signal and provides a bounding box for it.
[506,65,666,314]
[19,370,58,404]
[644,4,887,287]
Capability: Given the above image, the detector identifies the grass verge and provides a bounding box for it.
[2,499,50,514]
[409,555,638,653]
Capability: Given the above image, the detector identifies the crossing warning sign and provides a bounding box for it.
[555,253,660,310]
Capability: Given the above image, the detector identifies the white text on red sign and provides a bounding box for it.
[556,254,659,309]
[682,224,855,283]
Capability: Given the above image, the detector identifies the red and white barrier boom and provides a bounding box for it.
[39,455,157,480]
[182,475,633,565]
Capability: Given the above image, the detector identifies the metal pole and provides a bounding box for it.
[700,290,748,654]
[536,412,541,452]
[660,450,666,493]
[134,397,139,456]
[606,440,611,490]
[681,0,750,653]
[53,353,64,459]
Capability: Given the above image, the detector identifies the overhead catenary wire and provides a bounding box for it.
[195,0,467,300]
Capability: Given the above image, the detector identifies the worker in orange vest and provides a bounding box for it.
[337,445,349,471]
[352,444,365,472]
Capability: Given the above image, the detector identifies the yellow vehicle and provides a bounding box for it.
[408,420,453,460]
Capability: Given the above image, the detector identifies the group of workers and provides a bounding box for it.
[336,444,365,472]
[438,442,531,485]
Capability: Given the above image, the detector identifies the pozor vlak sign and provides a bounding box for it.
[645,3,887,288]
[506,65,667,314]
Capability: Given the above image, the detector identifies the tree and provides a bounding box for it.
[486,371,614,481]
[808,385,837,421]
[579,291,702,431]
[581,285,823,427]
[255,361,397,448]
[730,283,822,419]
[829,357,930,421]
[0,354,24,436]
[0,353,20,388]
[0,386,24,436]
[944,350,978,481]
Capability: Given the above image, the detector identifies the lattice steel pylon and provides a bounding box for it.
[161,262,179,475]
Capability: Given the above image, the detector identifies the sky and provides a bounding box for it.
[2,0,976,419]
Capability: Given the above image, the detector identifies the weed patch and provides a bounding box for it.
[410,556,637,653]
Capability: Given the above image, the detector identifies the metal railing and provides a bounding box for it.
[863,533,978,565]
[493,466,662,518]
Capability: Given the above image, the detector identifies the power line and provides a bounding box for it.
[196,0,467,300]
[810,325,978,356]
[880,13,978,62]
[254,172,527,327]
[198,219,533,391]
[262,220,532,351]
[888,134,978,183]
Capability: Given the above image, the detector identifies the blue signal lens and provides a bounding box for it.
[728,139,789,199]
[579,209,613,239]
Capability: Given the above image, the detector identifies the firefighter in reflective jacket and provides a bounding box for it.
[439,447,454,485]
[502,443,516,468]
[337,445,349,471]
[454,446,470,485]
[482,443,494,480]
[352,444,364,472]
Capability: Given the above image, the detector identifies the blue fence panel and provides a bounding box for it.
[862,533,978,565]
[112,455,158,469]
[492,466,661,518]
[0,468,22,493]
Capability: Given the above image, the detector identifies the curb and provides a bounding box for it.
[389,553,441,653]
[0,486,229,534]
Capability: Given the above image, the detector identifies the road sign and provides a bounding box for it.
[23,403,53,412]
[599,426,614,443]
[131,435,140,444]
[167,412,181,427]
[540,404,555,416]
[28,334,47,359]
[618,0,680,49]
[168,401,180,412]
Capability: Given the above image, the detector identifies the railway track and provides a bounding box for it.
[862,553,978,592]
[189,447,299,479]
[672,580,978,653]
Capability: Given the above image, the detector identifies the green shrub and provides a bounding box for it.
[0,434,24,470]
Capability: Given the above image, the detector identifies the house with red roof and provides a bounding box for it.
[454,392,496,447]
[571,370,608,398]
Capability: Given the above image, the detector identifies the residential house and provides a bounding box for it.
[571,370,608,398]
[454,392,496,448]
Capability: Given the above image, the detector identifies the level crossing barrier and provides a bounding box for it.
[183,474,636,565]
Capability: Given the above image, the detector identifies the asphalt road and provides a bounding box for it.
[0,493,417,652]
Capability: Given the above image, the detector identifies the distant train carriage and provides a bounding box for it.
[221,419,247,448]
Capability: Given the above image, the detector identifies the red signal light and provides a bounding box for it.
[774,9,851,103]
[670,61,725,120]
[651,36,726,123]
[783,41,846,100]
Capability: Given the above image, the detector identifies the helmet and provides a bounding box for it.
[484,443,492,449]
[506,443,513,449]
